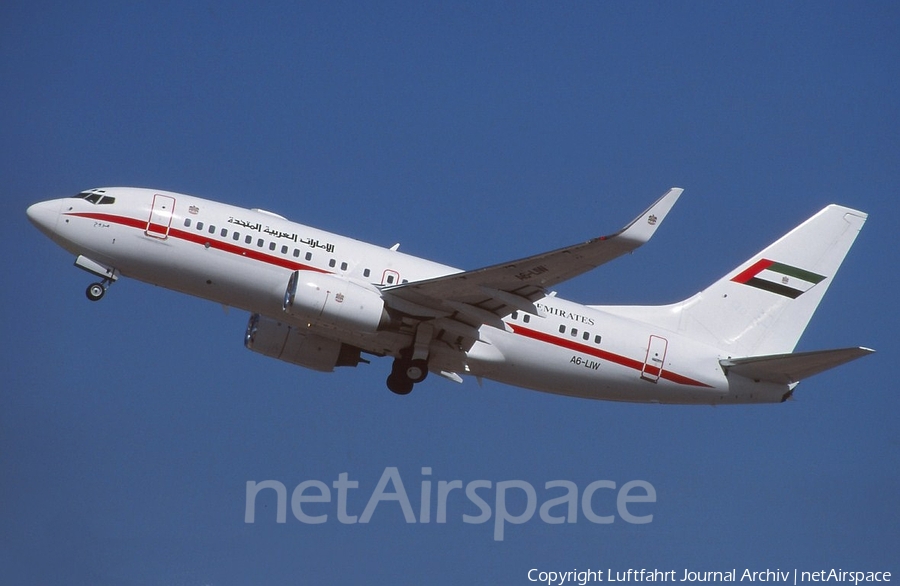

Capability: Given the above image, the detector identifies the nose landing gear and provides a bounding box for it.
[86,281,108,301]
[74,255,119,302]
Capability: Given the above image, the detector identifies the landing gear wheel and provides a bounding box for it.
[386,373,414,395]
[386,349,429,395]
[405,359,429,383]
[86,282,106,301]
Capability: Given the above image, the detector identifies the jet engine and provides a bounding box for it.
[244,313,364,372]
[282,271,388,333]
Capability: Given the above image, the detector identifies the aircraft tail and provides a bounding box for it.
[719,347,875,386]
[597,204,868,357]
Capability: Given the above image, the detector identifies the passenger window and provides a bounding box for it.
[559,325,566,334]
[282,245,288,254]
[245,235,253,244]
[386,275,395,284]
[583,332,590,341]
[257,238,264,247]
[208,225,216,234]
[571,328,578,337]
[340,262,348,271]
[329,259,336,268]
[269,242,276,251]
[305,252,312,261]
[594,335,602,344]
[293,249,300,258]
[221,228,228,237]
[363,268,370,278]
[511,311,519,320]
[197,222,204,230]
[523,314,530,323]
[233,232,240,241]
[184,218,191,227]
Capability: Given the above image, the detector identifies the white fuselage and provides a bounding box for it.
[27,187,790,404]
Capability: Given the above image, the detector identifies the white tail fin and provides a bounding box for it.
[597,205,868,356]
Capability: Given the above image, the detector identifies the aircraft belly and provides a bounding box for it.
[91,228,289,315]
[477,327,729,404]
[722,375,791,404]
[166,246,288,314]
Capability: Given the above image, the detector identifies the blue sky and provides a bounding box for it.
[2,2,898,584]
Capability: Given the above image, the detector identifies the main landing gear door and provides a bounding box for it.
[641,335,668,383]
[145,194,176,239]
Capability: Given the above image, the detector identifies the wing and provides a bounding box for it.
[381,188,682,340]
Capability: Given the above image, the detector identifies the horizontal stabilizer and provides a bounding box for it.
[720,347,874,385]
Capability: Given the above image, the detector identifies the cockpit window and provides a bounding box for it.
[74,191,115,205]
[75,191,102,203]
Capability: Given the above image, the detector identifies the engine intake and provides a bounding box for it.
[244,313,364,372]
[283,271,388,333]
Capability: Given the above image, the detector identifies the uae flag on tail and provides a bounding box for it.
[731,259,826,299]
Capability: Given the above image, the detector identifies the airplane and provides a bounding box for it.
[26,186,873,404]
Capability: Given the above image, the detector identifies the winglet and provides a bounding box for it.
[615,187,683,244]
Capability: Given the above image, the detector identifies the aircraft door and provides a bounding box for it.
[381,269,400,286]
[641,335,668,382]
[145,194,176,239]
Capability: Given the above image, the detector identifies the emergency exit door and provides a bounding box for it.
[640,335,668,383]
[145,194,176,239]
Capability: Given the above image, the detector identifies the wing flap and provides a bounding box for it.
[720,347,875,385]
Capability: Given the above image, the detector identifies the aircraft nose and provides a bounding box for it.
[26,199,62,236]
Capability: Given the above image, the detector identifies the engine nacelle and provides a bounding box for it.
[283,271,388,333]
[244,314,364,372]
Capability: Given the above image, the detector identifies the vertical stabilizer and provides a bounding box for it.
[598,205,867,357]
[675,205,866,355]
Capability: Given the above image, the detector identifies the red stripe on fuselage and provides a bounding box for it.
[64,211,328,274]
[509,324,712,387]
[67,211,712,388]
[68,211,145,230]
